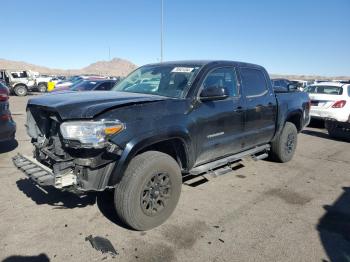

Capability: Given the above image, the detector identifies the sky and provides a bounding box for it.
[1,0,349,76]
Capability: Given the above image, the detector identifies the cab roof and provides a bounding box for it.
[144,60,265,69]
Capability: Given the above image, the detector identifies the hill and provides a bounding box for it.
[0,58,348,80]
[0,58,137,77]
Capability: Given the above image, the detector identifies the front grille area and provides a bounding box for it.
[26,106,74,172]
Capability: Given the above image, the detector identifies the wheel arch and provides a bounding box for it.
[14,83,28,89]
[285,110,303,132]
[108,132,192,187]
[37,82,48,86]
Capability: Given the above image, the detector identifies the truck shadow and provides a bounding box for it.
[15,178,132,229]
[96,190,134,230]
[2,253,50,262]
[16,179,96,209]
[317,187,350,262]
[0,139,18,154]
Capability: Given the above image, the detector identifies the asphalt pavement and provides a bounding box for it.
[0,95,350,262]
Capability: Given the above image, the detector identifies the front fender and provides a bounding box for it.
[107,127,193,186]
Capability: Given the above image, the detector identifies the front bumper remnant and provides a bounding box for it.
[13,153,78,189]
[13,153,55,186]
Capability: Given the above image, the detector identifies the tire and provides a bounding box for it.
[325,120,337,138]
[325,120,347,139]
[270,122,298,163]
[114,151,182,230]
[38,83,47,93]
[13,85,28,96]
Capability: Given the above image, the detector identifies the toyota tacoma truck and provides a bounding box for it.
[13,60,310,230]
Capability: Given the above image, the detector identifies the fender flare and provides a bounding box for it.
[107,128,192,186]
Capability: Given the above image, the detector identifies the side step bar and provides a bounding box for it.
[12,153,55,186]
[190,144,270,175]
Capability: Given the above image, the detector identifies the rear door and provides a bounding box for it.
[239,67,277,149]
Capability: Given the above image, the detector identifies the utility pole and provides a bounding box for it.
[108,46,111,60]
[160,0,164,62]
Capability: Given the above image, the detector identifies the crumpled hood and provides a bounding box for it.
[27,91,169,120]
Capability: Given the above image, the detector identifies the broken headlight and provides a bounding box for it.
[60,120,124,148]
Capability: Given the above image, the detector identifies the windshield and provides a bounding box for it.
[70,81,98,91]
[305,85,343,95]
[112,64,202,98]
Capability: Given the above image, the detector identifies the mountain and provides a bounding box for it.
[0,58,348,80]
[0,58,137,77]
[269,74,350,81]
[81,58,137,76]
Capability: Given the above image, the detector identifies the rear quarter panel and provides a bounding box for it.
[274,91,310,138]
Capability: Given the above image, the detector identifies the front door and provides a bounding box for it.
[193,67,245,166]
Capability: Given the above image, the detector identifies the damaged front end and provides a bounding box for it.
[13,105,123,192]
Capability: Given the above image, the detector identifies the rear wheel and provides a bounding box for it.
[14,85,28,96]
[114,151,182,230]
[270,122,298,163]
[325,120,347,139]
[38,83,47,93]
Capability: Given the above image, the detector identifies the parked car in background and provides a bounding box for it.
[0,81,16,142]
[14,60,310,230]
[34,74,53,93]
[53,75,83,90]
[47,76,66,92]
[0,69,36,96]
[305,82,350,138]
[292,80,315,90]
[69,79,118,92]
[271,78,299,92]
[51,75,107,92]
[52,77,109,92]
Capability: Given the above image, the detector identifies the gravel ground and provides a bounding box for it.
[0,95,350,262]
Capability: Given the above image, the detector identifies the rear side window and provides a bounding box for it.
[305,85,343,95]
[240,68,268,97]
[348,86,350,97]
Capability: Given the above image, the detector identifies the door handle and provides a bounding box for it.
[255,105,263,112]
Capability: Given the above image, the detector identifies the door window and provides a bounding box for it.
[202,67,238,97]
[240,68,268,97]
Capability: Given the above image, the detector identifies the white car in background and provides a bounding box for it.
[305,82,350,138]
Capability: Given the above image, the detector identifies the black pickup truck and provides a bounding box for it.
[13,60,310,230]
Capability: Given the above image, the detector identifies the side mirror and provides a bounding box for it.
[200,86,229,101]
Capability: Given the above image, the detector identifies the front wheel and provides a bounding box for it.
[114,151,182,230]
[270,122,298,163]
[13,85,28,96]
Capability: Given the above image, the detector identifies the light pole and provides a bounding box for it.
[160,0,164,62]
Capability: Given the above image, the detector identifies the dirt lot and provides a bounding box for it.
[1,95,350,262]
